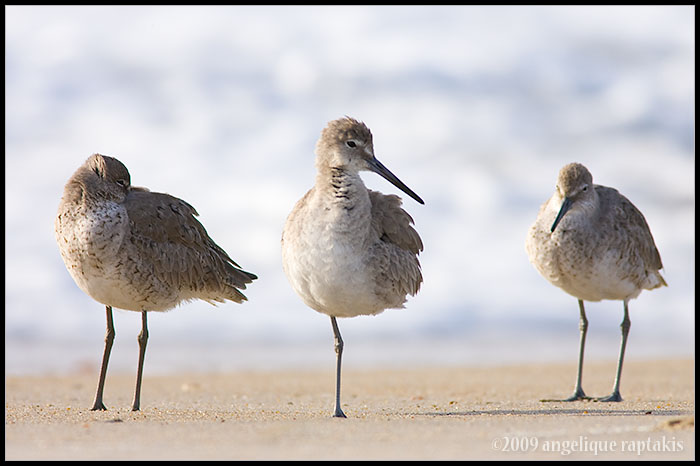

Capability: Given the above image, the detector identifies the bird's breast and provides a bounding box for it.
[282,193,384,317]
[56,200,132,304]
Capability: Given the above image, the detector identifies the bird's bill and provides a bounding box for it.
[367,157,424,205]
[551,197,573,232]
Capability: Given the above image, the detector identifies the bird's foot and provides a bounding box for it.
[541,388,592,402]
[90,402,107,411]
[594,392,623,402]
[333,407,347,418]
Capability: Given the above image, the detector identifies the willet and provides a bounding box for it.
[281,117,424,417]
[526,162,666,402]
[55,153,257,411]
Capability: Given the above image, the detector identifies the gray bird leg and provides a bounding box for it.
[91,306,115,411]
[542,300,592,402]
[596,300,630,402]
[330,316,347,418]
[132,311,149,411]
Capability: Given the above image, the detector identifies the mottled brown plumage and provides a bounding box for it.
[526,162,665,402]
[55,153,256,411]
[368,190,423,300]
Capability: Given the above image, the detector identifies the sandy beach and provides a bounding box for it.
[5,359,694,460]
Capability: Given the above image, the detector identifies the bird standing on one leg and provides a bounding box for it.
[55,153,257,411]
[526,162,666,402]
[282,117,424,417]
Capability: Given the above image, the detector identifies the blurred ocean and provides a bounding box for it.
[5,5,694,376]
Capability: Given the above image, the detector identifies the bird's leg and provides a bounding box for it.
[542,300,592,402]
[330,316,347,418]
[91,306,115,411]
[566,300,592,401]
[132,311,149,411]
[596,300,629,402]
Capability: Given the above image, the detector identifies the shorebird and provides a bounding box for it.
[281,117,424,418]
[526,162,666,402]
[55,153,257,411]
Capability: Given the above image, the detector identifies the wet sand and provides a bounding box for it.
[5,359,694,460]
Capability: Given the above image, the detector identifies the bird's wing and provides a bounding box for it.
[599,186,666,286]
[124,189,256,300]
[368,190,423,255]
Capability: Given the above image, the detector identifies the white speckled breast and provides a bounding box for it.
[55,200,142,310]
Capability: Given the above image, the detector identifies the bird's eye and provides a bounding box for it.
[582,185,588,192]
[346,140,357,148]
[116,179,127,187]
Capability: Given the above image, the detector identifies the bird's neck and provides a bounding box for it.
[315,166,367,209]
